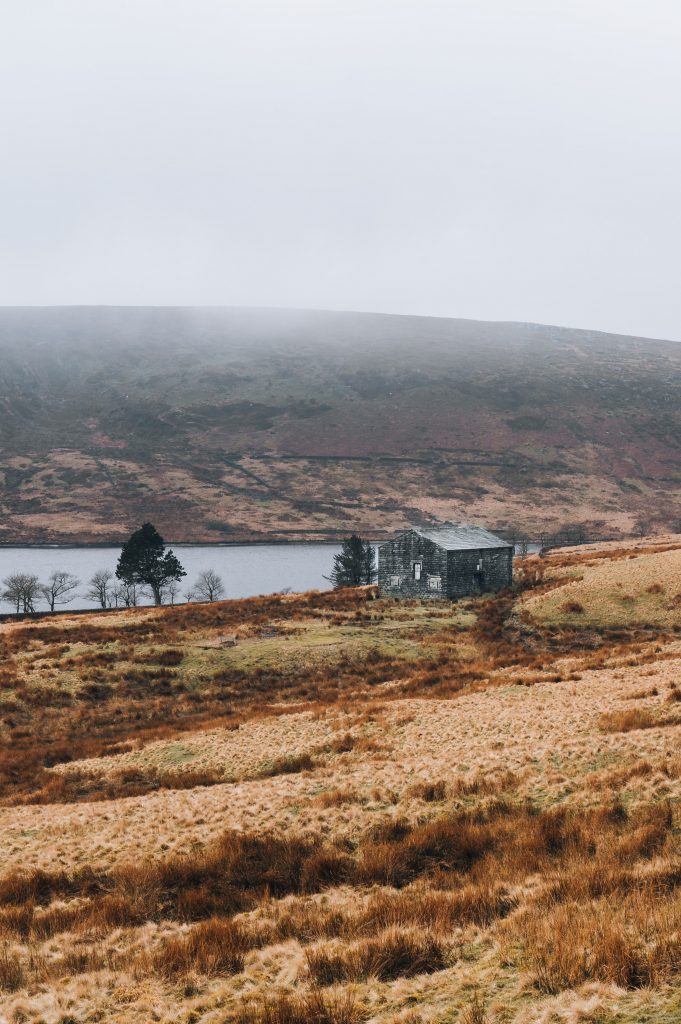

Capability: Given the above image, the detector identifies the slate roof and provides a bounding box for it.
[404,524,512,551]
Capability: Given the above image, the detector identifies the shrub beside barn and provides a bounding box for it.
[378,525,513,600]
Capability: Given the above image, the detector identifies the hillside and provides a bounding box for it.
[0,306,680,543]
[1,538,681,1021]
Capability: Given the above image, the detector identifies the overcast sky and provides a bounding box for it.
[1,1,680,339]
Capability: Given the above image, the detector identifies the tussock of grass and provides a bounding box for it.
[152,917,250,978]
[460,996,490,1024]
[508,894,681,993]
[315,788,360,808]
[230,989,367,1024]
[257,753,315,778]
[598,708,661,733]
[405,780,447,802]
[306,929,448,984]
[21,765,228,804]
[0,944,24,992]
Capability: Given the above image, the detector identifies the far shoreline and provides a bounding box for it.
[0,538,378,550]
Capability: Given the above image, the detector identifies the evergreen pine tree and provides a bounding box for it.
[328,535,376,588]
[116,522,186,605]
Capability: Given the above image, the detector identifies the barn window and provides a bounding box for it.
[428,575,442,590]
[413,561,422,580]
[390,575,401,587]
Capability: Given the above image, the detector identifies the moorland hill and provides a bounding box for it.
[1,306,680,542]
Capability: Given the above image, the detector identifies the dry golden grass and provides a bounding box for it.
[2,541,681,1022]
[523,543,681,627]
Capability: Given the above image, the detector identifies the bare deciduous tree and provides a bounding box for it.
[87,569,114,609]
[2,575,24,614]
[192,569,225,602]
[40,571,80,612]
[22,574,41,613]
[162,578,183,606]
[111,581,144,608]
[2,573,41,613]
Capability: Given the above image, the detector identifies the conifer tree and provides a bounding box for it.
[328,535,376,588]
[116,522,186,606]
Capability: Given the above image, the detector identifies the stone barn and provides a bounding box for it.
[378,524,513,600]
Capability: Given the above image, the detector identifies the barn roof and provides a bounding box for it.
[408,524,512,551]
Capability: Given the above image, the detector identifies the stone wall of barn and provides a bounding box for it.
[378,531,448,599]
[379,532,513,599]
[446,546,513,598]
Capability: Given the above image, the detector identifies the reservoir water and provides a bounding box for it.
[0,541,537,613]
[0,543,349,612]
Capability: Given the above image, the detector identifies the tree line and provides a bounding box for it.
[0,525,377,615]
[1,524,226,613]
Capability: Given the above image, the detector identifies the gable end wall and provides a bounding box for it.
[378,532,448,599]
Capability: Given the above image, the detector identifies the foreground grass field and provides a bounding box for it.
[2,536,681,1022]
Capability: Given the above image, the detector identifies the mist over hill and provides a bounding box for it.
[0,306,679,544]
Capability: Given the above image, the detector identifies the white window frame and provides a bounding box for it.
[413,561,422,580]
[427,575,442,591]
[389,574,402,587]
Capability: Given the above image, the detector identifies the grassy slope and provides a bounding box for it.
[1,539,681,1021]
[523,543,681,628]
[1,307,681,542]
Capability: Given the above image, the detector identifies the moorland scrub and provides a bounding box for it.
[1,535,681,1021]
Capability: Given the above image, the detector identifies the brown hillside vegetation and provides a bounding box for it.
[1,307,681,542]
[2,537,681,1021]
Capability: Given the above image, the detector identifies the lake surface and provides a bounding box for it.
[0,541,537,613]
[0,544,349,612]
